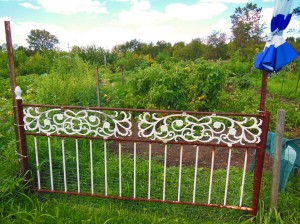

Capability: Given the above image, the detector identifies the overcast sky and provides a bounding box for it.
[1,0,299,51]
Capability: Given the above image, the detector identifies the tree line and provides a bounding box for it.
[1,3,299,77]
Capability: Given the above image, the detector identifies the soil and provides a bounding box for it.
[110,122,274,171]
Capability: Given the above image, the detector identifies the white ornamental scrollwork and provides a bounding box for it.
[138,113,262,146]
[23,107,132,137]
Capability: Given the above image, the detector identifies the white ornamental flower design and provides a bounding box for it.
[89,115,96,122]
[175,120,183,127]
[229,128,237,135]
[57,114,63,120]
[44,119,51,125]
[213,121,222,129]
[161,125,168,132]
[103,122,110,128]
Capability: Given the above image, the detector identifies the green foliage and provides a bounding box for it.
[206,31,228,60]
[18,51,50,75]
[115,52,154,72]
[35,54,98,106]
[215,88,299,138]
[27,29,59,51]
[72,45,110,67]
[236,75,251,89]
[0,50,9,78]
[230,3,265,60]
[109,59,225,111]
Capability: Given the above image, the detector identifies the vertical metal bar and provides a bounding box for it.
[148,144,152,199]
[133,142,137,198]
[48,137,54,191]
[61,138,67,192]
[252,112,270,216]
[177,145,183,202]
[193,146,199,203]
[224,148,232,205]
[119,142,122,197]
[14,88,30,182]
[90,139,94,194]
[240,148,248,207]
[163,144,167,201]
[34,136,41,190]
[5,22,19,158]
[208,147,215,204]
[75,139,80,193]
[104,140,108,196]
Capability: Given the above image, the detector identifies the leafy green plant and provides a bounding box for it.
[35,55,98,106]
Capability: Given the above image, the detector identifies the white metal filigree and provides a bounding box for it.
[138,113,262,146]
[23,107,132,137]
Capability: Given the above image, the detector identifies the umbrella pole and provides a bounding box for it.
[259,70,269,111]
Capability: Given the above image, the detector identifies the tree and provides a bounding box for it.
[26,29,59,51]
[185,38,206,60]
[206,31,228,60]
[112,39,141,54]
[230,3,265,59]
[172,41,187,59]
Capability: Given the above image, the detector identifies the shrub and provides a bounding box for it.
[108,59,226,111]
[35,55,98,106]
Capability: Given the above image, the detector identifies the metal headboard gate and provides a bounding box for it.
[14,86,270,216]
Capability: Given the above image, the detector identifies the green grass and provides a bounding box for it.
[250,70,300,102]
[25,136,254,205]
[2,141,299,223]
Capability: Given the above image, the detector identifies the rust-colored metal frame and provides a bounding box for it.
[15,100,270,215]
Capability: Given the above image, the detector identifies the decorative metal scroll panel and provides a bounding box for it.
[23,107,132,137]
[138,113,262,146]
[23,107,262,146]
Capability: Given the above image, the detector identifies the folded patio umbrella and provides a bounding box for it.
[255,0,298,72]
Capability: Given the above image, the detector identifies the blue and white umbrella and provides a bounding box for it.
[255,0,298,72]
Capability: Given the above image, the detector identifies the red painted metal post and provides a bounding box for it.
[4,21,17,92]
[251,111,270,215]
[4,21,20,152]
[15,87,30,182]
[259,70,269,111]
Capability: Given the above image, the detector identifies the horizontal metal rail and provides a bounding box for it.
[30,188,253,212]
[22,103,263,118]
[25,132,260,149]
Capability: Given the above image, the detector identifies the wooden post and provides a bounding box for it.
[270,109,286,211]
[120,65,125,85]
[96,67,100,107]
[296,72,300,93]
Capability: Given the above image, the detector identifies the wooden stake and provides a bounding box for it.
[270,109,286,210]
[96,67,100,107]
